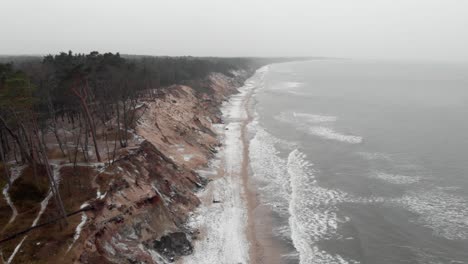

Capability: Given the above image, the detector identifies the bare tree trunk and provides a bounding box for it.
[12,143,18,164]
[104,129,111,165]
[70,114,75,129]
[0,140,11,187]
[14,109,36,160]
[111,129,118,164]
[116,102,124,148]
[73,120,83,168]
[71,78,102,162]
[47,96,67,157]
[73,139,80,168]
[0,130,9,154]
[52,127,65,156]
[82,117,89,162]
[62,129,73,163]
[41,129,47,153]
[122,100,128,147]
[0,115,32,163]
[31,116,68,226]
[29,133,39,187]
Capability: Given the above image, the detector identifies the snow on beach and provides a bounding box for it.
[182,66,268,264]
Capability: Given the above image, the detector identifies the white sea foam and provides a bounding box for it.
[349,186,468,241]
[275,112,338,125]
[274,112,361,144]
[267,81,303,93]
[293,112,338,123]
[287,149,357,264]
[308,127,363,144]
[285,82,303,88]
[250,107,357,263]
[249,124,291,217]
[356,152,391,161]
[396,190,468,240]
[372,172,421,185]
[410,246,467,264]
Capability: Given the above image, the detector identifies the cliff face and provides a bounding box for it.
[66,71,250,263]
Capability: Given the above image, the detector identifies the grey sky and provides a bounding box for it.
[1,0,468,61]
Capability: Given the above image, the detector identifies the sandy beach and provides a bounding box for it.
[181,66,284,264]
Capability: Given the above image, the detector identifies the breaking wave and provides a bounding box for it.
[293,112,338,123]
[372,172,421,185]
[356,152,391,161]
[308,127,363,144]
[275,112,337,124]
[249,122,357,263]
[284,81,303,88]
[267,81,304,93]
[249,124,291,217]
[397,190,468,240]
[287,149,357,264]
[274,112,361,144]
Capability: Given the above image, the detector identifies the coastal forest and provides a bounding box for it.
[0,52,259,262]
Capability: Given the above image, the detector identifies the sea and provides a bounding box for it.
[247,60,468,264]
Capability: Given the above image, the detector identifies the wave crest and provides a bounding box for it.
[308,127,363,144]
[287,149,357,264]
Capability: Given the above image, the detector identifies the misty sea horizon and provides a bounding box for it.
[248,60,468,263]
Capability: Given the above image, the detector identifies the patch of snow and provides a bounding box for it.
[2,165,26,224]
[67,203,89,252]
[96,191,107,200]
[103,241,116,256]
[175,144,185,152]
[183,154,194,162]
[135,103,146,109]
[7,237,27,264]
[138,244,169,264]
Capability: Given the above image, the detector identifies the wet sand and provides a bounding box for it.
[240,86,284,264]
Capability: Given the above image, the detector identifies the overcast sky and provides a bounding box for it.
[1,0,468,61]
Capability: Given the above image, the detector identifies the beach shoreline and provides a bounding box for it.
[182,65,287,264]
[180,71,258,264]
[240,77,284,264]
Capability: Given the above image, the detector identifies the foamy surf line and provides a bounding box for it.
[249,112,359,263]
[275,112,338,124]
[308,126,363,144]
[273,112,362,144]
[287,149,359,264]
[182,66,268,264]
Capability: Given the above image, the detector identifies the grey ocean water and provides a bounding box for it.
[248,60,468,264]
